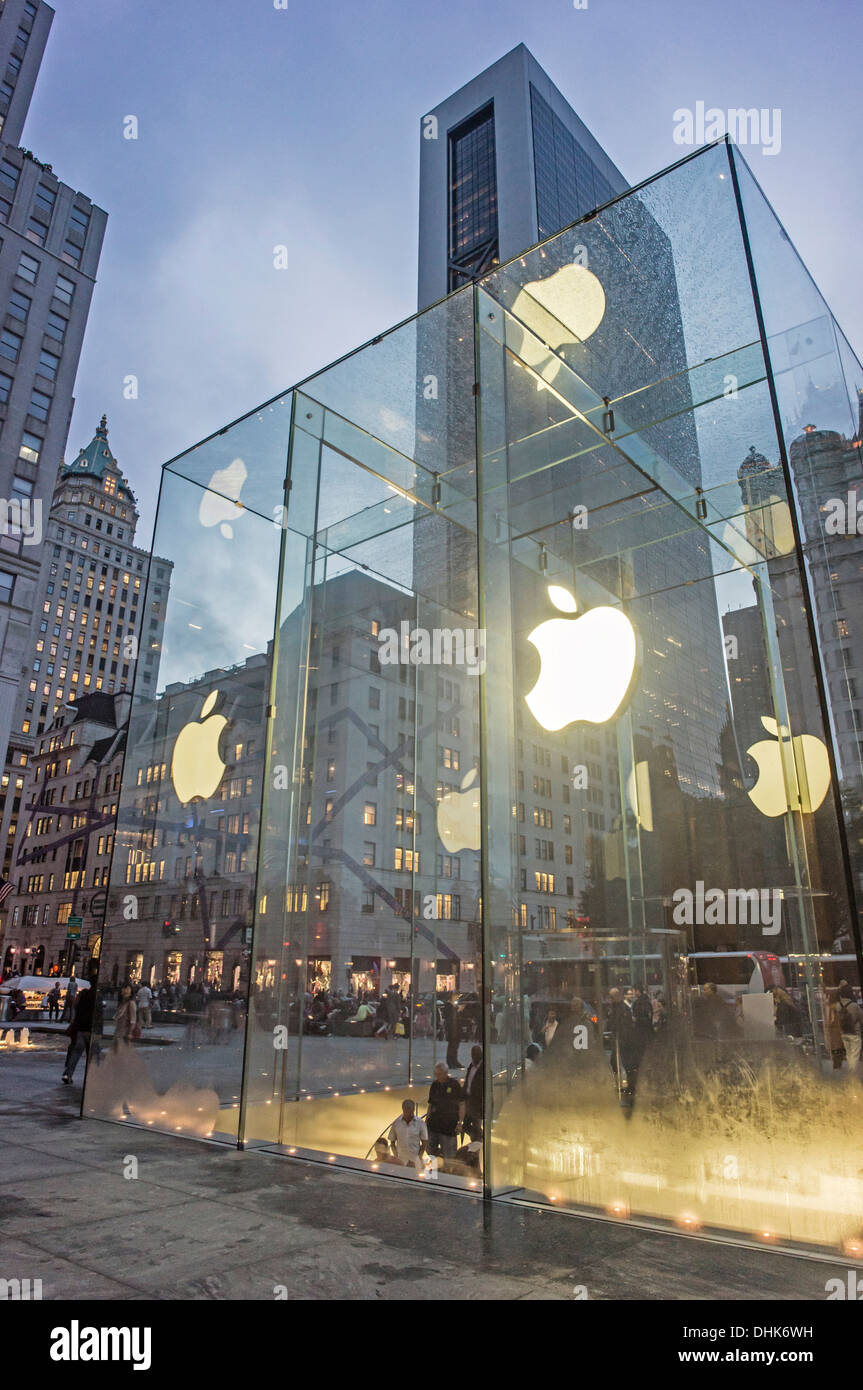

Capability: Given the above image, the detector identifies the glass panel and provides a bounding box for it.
[243,292,485,1189]
[476,141,863,1250]
[733,147,863,948]
[84,455,283,1139]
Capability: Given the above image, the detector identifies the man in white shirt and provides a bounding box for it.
[388,1098,428,1168]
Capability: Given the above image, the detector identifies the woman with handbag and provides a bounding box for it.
[112,983,138,1051]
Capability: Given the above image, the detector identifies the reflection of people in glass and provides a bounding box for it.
[836,984,863,1076]
[692,982,735,1040]
[112,984,137,1052]
[825,990,846,1072]
[606,988,640,1102]
[540,1008,559,1050]
[771,986,804,1042]
[444,992,461,1069]
[630,985,654,1054]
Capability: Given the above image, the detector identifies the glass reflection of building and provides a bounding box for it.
[85,136,863,1256]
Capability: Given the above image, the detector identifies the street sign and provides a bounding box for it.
[66,915,83,940]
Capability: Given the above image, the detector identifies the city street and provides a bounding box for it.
[0,1038,847,1301]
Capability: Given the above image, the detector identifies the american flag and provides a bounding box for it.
[0,879,12,907]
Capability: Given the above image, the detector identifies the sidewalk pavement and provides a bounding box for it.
[0,1038,848,1301]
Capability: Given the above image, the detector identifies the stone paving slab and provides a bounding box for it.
[0,1046,851,1301]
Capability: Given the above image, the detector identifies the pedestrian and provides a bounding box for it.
[606,987,640,1102]
[837,984,863,1076]
[824,989,847,1070]
[444,991,461,1069]
[61,975,78,1022]
[61,982,95,1084]
[112,983,138,1051]
[426,1061,462,1162]
[136,981,153,1029]
[631,985,654,1065]
[47,982,62,1022]
[461,1044,484,1141]
[772,986,804,1041]
[387,1098,428,1168]
[652,993,667,1030]
[7,986,26,1021]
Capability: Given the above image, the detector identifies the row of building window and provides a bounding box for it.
[0,159,90,262]
[0,4,37,135]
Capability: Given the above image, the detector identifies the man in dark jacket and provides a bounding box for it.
[460,1044,484,1141]
[426,1062,462,1160]
[61,983,94,1084]
[606,988,640,1100]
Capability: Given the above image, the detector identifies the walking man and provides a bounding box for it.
[61,981,95,1085]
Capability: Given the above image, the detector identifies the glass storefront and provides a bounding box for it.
[85,139,863,1253]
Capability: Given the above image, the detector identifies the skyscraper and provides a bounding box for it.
[0,419,172,969]
[417,44,627,308]
[0,0,107,837]
[416,48,730,956]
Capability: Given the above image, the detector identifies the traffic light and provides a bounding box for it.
[161,919,180,938]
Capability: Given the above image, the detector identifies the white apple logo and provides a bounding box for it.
[511,263,606,389]
[199,458,247,539]
[745,715,831,817]
[525,586,637,732]
[171,691,228,805]
[437,768,481,853]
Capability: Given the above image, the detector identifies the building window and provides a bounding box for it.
[0,569,13,604]
[0,158,19,193]
[363,841,376,867]
[0,371,12,403]
[363,803,376,825]
[69,205,90,236]
[17,251,39,283]
[54,274,74,305]
[530,84,618,240]
[7,289,29,321]
[448,102,499,291]
[34,183,55,217]
[19,431,41,464]
[37,349,59,380]
[29,388,50,421]
[45,310,67,342]
[0,327,22,361]
[61,239,81,267]
[26,215,49,246]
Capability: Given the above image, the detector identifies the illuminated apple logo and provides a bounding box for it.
[525,586,637,732]
[199,458,247,539]
[514,263,606,344]
[511,263,606,390]
[437,768,481,853]
[745,716,831,817]
[171,691,228,805]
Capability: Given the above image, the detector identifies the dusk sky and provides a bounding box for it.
[23,0,863,538]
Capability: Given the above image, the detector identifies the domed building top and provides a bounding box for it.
[737,444,772,477]
[60,415,137,505]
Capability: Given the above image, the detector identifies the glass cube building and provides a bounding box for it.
[85,139,863,1255]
